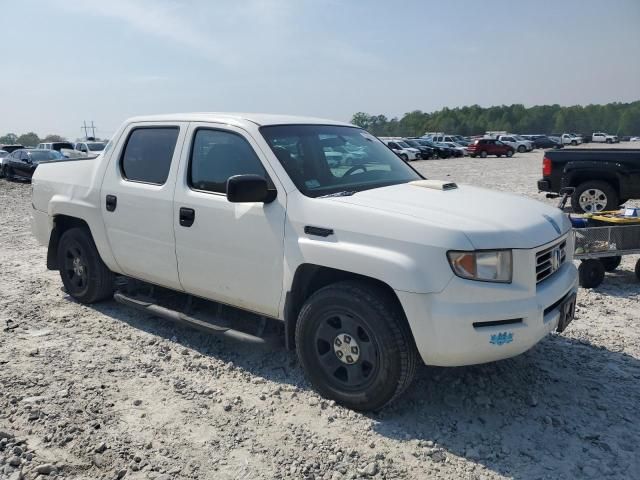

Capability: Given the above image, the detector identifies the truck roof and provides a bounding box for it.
[125,112,353,128]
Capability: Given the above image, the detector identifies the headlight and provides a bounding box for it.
[447,250,512,283]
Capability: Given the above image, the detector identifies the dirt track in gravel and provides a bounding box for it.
[1,146,639,480]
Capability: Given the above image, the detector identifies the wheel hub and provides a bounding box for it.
[333,333,360,364]
[579,188,607,212]
[72,257,85,277]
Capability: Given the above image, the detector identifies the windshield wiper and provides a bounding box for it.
[318,190,358,198]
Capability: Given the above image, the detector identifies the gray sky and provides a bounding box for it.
[1,0,639,139]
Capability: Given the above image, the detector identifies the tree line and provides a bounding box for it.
[0,132,68,146]
[351,101,640,137]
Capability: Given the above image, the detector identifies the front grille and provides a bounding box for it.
[536,239,567,284]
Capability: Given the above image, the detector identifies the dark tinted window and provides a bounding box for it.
[121,128,179,185]
[189,129,267,194]
[51,142,74,151]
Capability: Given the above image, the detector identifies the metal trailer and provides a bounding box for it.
[552,188,640,288]
[573,224,640,288]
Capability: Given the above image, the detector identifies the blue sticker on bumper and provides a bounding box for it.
[490,332,513,346]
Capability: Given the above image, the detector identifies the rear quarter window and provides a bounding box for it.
[120,127,179,185]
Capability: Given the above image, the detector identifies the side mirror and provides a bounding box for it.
[226,174,276,203]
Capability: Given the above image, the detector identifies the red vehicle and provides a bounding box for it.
[467,139,515,158]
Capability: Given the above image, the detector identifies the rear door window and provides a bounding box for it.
[120,127,179,185]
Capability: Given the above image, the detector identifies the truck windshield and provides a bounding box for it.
[260,125,422,198]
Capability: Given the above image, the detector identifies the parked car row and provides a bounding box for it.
[380,137,466,160]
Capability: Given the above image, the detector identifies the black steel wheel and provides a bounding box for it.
[57,228,114,304]
[295,281,418,411]
[579,259,605,288]
[312,312,378,391]
[635,259,640,282]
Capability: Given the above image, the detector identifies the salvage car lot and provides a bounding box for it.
[1,147,639,479]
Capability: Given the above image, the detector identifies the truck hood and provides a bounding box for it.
[329,181,570,249]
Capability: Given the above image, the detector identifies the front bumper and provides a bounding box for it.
[396,237,578,366]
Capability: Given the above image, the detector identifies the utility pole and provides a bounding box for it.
[81,121,98,139]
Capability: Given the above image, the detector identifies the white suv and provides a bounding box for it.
[497,135,533,153]
[381,139,421,161]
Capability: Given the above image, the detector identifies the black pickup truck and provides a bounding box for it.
[538,149,640,213]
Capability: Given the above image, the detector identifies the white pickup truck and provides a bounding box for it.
[30,113,578,410]
[591,132,619,144]
[496,135,533,153]
[61,140,107,159]
[561,133,583,146]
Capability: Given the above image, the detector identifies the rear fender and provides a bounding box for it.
[48,197,121,273]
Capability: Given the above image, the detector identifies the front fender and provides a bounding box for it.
[282,229,455,297]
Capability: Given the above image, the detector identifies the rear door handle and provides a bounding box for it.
[179,207,195,227]
[106,195,117,212]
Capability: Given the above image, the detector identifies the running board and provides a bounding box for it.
[113,292,269,345]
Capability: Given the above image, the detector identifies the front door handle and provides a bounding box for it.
[106,195,117,212]
[179,207,195,227]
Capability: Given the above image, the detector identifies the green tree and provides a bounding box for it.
[351,101,640,137]
[351,112,372,130]
[0,133,18,144]
[42,134,68,142]
[16,132,40,147]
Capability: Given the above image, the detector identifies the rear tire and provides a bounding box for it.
[571,181,618,214]
[579,259,605,288]
[506,150,513,157]
[400,154,408,161]
[57,227,114,304]
[600,256,621,272]
[295,281,418,411]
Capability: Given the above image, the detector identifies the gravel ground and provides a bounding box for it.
[1,145,639,480]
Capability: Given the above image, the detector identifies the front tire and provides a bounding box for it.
[480,151,488,158]
[571,181,618,214]
[571,140,577,146]
[518,145,526,153]
[57,228,114,304]
[295,281,418,411]
[400,154,408,162]
[506,150,513,157]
